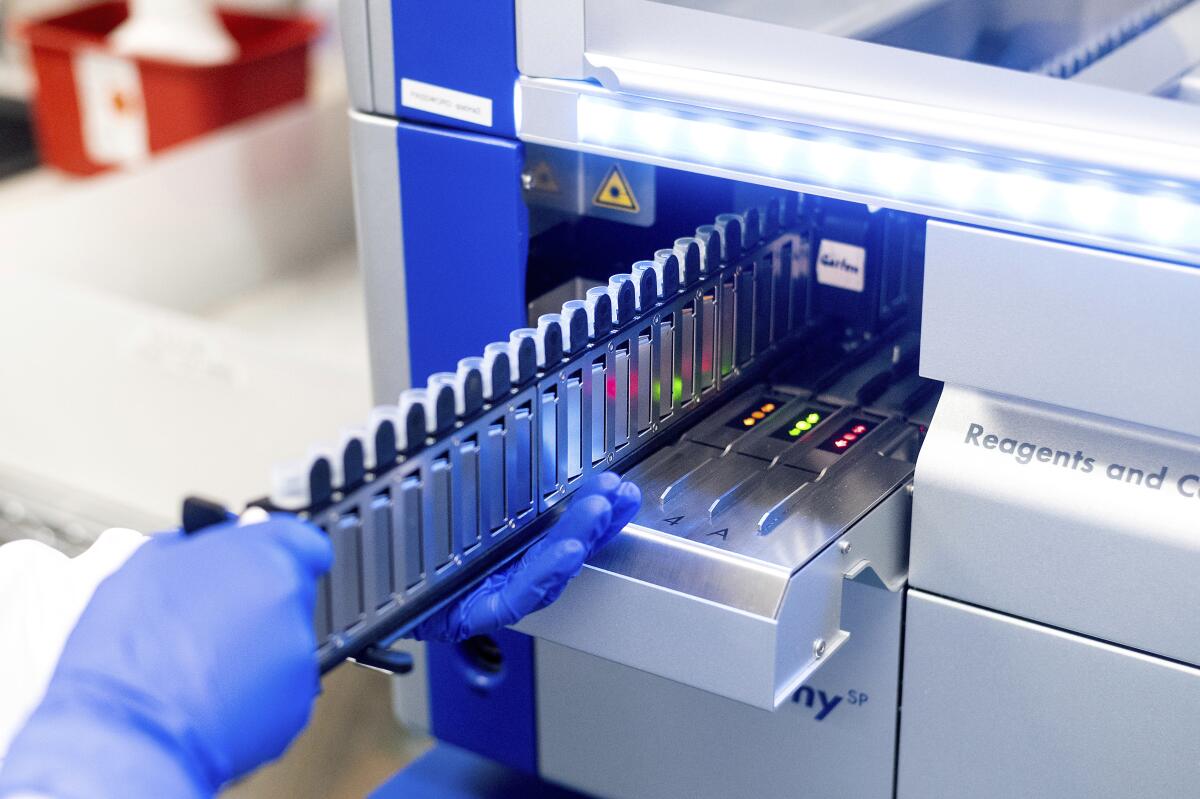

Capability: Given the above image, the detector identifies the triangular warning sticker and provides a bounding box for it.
[527,160,560,194]
[592,164,640,212]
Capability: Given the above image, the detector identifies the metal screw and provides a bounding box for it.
[520,171,534,191]
[813,638,827,659]
[838,540,852,555]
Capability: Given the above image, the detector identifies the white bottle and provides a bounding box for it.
[109,0,239,66]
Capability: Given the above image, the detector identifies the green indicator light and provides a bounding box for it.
[789,429,801,437]
[806,413,821,424]
[798,421,812,431]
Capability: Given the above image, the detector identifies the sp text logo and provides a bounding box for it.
[790,685,868,721]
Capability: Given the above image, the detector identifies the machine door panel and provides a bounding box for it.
[899,590,1200,799]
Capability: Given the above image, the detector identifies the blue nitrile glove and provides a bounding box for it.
[413,471,641,642]
[0,512,332,799]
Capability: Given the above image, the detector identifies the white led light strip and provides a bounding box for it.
[576,94,1200,258]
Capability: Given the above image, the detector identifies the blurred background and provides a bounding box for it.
[0,0,428,795]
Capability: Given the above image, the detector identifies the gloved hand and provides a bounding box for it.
[413,471,640,642]
[0,511,332,799]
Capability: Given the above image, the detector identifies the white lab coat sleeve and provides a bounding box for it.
[0,529,147,767]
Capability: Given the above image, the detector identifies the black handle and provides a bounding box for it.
[181,496,232,534]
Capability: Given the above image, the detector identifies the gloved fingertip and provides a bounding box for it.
[614,481,642,515]
[543,492,612,546]
[577,471,621,499]
[575,493,614,536]
[556,537,587,564]
[595,481,641,548]
[263,515,334,577]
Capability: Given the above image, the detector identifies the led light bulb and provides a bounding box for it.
[932,159,985,207]
[580,98,621,143]
[874,150,919,195]
[634,110,677,153]
[1065,181,1119,229]
[753,130,794,171]
[811,139,855,183]
[1137,193,1190,243]
[690,119,734,161]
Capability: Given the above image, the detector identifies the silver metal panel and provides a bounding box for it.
[536,575,903,799]
[349,111,411,404]
[921,222,1200,439]
[1073,1,1200,93]
[516,0,586,79]
[577,0,1200,182]
[517,78,1200,268]
[389,640,431,733]
[339,0,373,112]
[516,484,910,708]
[898,590,1200,799]
[367,0,396,116]
[516,554,784,707]
[911,384,1200,668]
[653,0,942,37]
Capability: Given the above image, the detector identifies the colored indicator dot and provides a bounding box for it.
[752,411,766,420]
[807,413,821,424]
[762,403,776,413]
[843,433,858,441]
[743,418,755,426]
[834,439,848,448]
[852,424,867,434]
[788,428,801,437]
[797,421,812,431]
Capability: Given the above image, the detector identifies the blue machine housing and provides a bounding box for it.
[383,0,538,777]
[390,2,519,137]
[394,121,529,386]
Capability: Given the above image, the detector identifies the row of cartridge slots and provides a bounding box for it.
[305,197,832,646]
[269,194,809,515]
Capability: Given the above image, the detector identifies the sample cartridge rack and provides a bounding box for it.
[262,194,816,672]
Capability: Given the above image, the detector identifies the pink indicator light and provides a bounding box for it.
[834,439,848,449]
[843,433,858,442]
[852,425,867,434]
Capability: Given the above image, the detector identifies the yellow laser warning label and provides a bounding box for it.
[592,164,640,212]
[527,160,560,194]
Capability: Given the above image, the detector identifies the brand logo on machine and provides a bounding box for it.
[815,239,866,293]
[791,685,868,721]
